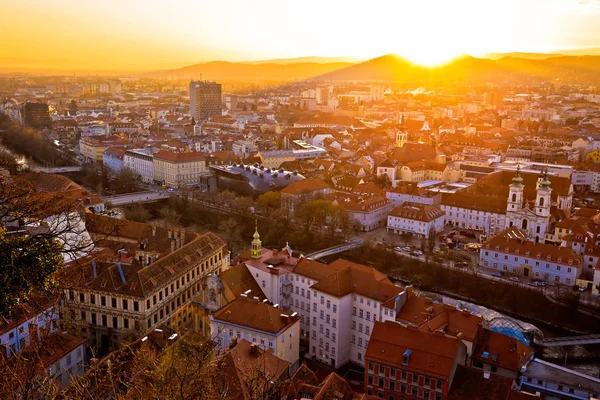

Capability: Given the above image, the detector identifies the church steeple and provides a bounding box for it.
[535,166,552,218]
[507,164,524,212]
[251,220,262,259]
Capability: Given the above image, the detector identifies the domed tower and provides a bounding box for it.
[535,168,552,218]
[507,165,524,213]
[251,220,262,259]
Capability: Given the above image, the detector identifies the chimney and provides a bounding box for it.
[171,240,175,252]
[152,225,156,237]
[168,229,172,239]
[250,343,260,357]
[173,229,179,240]
[180,229,186,245]
[176,238,181,249]
[92,259,97,278]
[230,335,238,349]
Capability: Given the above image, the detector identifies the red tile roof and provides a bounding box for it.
[472,329,533,373]
[366,321,461,379]
[388,202,445,222]
[154,150,206,163]
[483,234,581,267]
[212,297,299,334]
[396,292,482,342]
[280,177,330,195]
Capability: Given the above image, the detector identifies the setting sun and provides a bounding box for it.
[1,0,600,69]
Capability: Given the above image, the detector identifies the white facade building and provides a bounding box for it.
[480,228,582,284]
[124,149,154,183]
[387,203,445,238]
[210,297,300,370]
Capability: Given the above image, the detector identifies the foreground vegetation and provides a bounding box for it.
[0,114,73,167]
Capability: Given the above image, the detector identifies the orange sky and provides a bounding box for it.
[1,0,600,70]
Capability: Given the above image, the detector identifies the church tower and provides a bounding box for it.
[535,168,552,218]
[507,165,524,213]
[395,115,408,148]
[251,220,262,259]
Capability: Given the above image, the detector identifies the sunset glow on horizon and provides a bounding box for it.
[1,0,600,70]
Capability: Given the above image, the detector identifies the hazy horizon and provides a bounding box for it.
[2,0,600,71]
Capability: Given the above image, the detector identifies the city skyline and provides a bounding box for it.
[2,0,600,70]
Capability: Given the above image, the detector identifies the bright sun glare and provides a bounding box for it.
[399,47,463,67]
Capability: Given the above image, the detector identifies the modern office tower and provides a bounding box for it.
[189,80,222,121]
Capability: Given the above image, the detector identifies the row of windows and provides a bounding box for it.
[147,288,195,329]
[366,386,442,400]
[367,363,444,390]
[351,335,368,348]
[352,307,377,321]
[483,258,573,273]
[73,292,139,311]
[312,316,337,328]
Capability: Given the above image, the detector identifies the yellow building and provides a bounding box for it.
[258,150,296,169]
[153,150,209,188]
[79,135,128,162]
[586,149,600,163]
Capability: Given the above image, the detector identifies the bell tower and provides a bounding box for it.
[251,220,262,259]
[395,115,408,148]
[507,165,524,213]
[535,168,552,218]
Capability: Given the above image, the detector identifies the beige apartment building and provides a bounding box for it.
[153,150,209,188]
[62,214,228,352]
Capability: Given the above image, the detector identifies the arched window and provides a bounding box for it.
[512,193,517,203]
[539,197,544,207]
[522,219,528,230]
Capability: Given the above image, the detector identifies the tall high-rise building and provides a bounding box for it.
[22,102,52,129]
[189,81,222,121]
[316,85,331,105]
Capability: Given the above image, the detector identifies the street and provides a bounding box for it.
[102,191,164,206]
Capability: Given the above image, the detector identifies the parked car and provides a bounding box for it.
[402,246,412,252]
[577,286,585,292]
[509,277,519,282]
[491,272,502,277]
[412,250,424,256]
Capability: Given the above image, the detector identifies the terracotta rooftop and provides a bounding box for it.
[388,202,445,222]
[390,143,439,163]
[217,263,267,303]
[217,339,290,400]
[212,297,299,334]
[328,193,391,213]
[472,329,533,373]
[310,259,400,307]
[65,215,226,297]
[396,291,482,342]
[442,192,510,214]
[483,234,581,267]
[154,150,206,163]
[239,247,298,276]
[366,321,461,379]
[313,372,356,400]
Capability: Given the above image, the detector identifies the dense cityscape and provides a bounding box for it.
[3,1,600,400]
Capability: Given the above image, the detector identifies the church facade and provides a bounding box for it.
[505,166,552,243]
